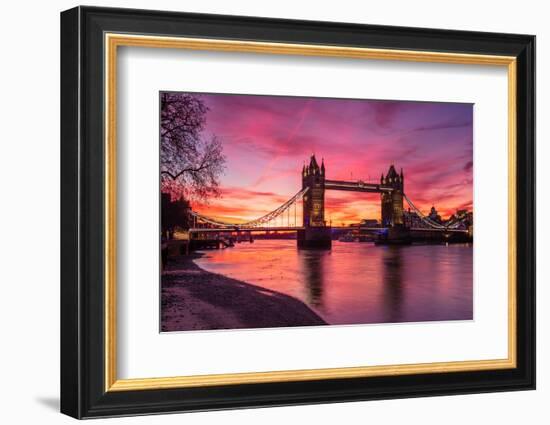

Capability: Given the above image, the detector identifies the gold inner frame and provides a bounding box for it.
[104,33,517,392]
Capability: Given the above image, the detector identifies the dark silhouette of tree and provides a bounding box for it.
[161,193,191,239]
[160,92,226,201]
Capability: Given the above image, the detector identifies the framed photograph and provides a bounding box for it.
[60,6,535,419]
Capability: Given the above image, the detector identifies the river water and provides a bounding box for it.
[195,240,473,325]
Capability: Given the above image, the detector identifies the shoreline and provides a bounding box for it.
[161,252,327,332]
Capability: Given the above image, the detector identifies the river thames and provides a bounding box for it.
[194,240,473,325]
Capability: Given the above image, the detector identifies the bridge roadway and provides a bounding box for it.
[189,226,468,234]
[189,226,305,233]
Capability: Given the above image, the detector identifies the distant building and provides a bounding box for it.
[403,209,424,228]
[428,206,442,223]
[402,204,473,235]
[447,209,473,230]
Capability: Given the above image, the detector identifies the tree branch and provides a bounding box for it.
[161,163,210,180]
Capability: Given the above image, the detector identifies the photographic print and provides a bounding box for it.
[160,92,474,332]
[61,9,535,417]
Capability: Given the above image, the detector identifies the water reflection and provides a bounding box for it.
[380,247,404,323]
[195,240,473,325]
[299,251,327,308]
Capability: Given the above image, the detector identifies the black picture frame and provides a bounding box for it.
[61,5,535,419]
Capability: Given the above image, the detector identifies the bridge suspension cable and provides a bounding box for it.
[403,193,449,230]
[191,187,468,231]
[190,187,309,229]
[403,193,469,230]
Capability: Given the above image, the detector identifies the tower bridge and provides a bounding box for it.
[298,155,406,248]
[189,155,471,249]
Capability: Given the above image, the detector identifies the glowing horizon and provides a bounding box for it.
[184,93,473,225]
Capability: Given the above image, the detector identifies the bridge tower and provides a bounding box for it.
[380,165,404,227]
[302,155,326,227]
[378,165,411,244]
[298,155,332,249]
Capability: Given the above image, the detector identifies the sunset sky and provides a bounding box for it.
[190,93,473,226]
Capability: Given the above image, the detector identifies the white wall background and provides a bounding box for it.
[0,0,545,423]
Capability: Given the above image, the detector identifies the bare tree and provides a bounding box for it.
[160,92,226,201]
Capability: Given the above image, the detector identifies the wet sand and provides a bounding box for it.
[161,253,326,332]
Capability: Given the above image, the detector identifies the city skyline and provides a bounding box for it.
[190,93,473,226]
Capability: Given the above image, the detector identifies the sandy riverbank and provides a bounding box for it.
[161,253,326,332]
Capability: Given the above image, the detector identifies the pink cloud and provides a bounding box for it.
[177,93,472,224]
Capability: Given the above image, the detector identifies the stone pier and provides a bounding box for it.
[297,227,332,249]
